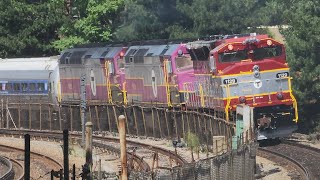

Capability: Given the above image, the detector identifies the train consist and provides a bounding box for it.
[0,33,298,140]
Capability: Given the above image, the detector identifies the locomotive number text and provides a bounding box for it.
[276,72,289,78]
[223,78,237,84]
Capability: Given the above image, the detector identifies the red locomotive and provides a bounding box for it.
[186,33,298,140]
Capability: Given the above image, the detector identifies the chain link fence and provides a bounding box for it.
[129,143,257,180]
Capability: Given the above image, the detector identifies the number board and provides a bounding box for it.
[223,78,237,85]
[276,72,289,78]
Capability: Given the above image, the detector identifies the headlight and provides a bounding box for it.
[253,65,260,71]
[239,96,246,103]
[276,92,284,100]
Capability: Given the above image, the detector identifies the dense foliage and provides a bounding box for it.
[0,0,319,131]
[0,0,66,57]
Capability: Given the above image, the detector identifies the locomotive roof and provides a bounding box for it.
[91,47,123,59]
[0,57,58,80]
[60,46,123,61]
[124,44,181,57]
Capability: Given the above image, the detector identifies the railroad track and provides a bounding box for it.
[258,140,320,180]
[8,157,24,180]
[0,144,61,180]
[0,156,13,180]
[0,129,187,172]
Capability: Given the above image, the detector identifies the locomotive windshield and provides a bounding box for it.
[219,50,247,63]
[218,45,283,63]
[175,55,193,69]
[254,45,282,60]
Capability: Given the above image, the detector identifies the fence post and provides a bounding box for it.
[85,122,93,179]
[63,130,69,180]
[119,115,128,180]
[25,134,30,180]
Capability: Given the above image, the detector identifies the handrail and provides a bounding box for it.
[105,61,113,104]
[163,59,172,107]
[288,77,298,122]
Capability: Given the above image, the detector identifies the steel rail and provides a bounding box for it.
[8,157,24,180]
[0,144,63,170]
[258,147,311,180]
[0,156,14,180]
[0,129,187,167]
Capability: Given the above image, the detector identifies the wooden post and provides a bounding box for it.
[6,99,9,129]
[29,104,31,129]
[151,108,155,137]
[141,108,147,136]
[198,112,202,136]
[123,107,130,134]
[95,106,101,131]
[98,159,102,180]
[193,113,197,134]
[210,116,213,136]
[151,153,157,172]
[89,106,92,123]
[118,115,127,180]
[1,99,3,128]
[132,106,139,136]
[18,103,21,129]
[164,110,170,137]
[112,105,119,130]
[106,105,112,132]
[182,112,185,139]
[173,111,178,138]
[85,122,93,179]
[39,104,42,130]
[59,106,62,131]
[156,109,162,138]
[70,106,73,131]
[186,112,190,133]
[49,105,52,131]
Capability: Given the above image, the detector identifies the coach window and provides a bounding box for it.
[13,83,21,91]
[38,83,45,91]
[22,83,28,92]
[6,83,12,91]
[29,83,36,91]
[0,83,2,91]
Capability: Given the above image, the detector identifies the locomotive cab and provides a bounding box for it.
[210,34,298,140]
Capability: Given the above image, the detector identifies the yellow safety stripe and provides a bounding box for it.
[221,90,291,100]
[214,68,290,78]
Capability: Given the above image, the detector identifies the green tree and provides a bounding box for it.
[282,0,320,130]
[114,0,189,41]
[0,0,66,57]
[284,0,320,103]
[53,0,124,51]
[174,0,266,37]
